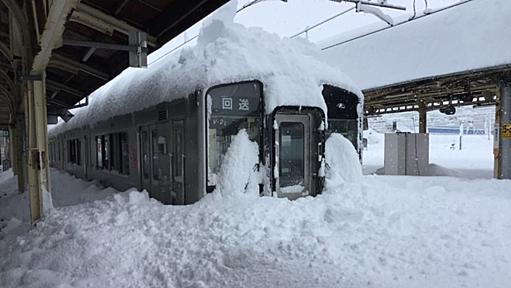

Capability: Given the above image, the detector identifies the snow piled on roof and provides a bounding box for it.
[319,0,511,90]
[49,1,361,135]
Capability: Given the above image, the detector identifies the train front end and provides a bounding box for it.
[204,80,361,199]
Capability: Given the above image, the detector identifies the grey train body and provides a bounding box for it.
[49,81,360,204]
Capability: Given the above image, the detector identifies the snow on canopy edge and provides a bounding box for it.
[49,20,362,137]
[319,0,511,90]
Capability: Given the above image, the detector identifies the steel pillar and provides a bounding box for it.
[418,102,427,133]
[15,115,25,193]
[19,0,79,223]
[8,126,15,173]
[498,77,511,179]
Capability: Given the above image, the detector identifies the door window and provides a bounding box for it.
[279,122,305,192]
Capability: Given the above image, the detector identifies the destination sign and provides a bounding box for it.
[211,95,260,116]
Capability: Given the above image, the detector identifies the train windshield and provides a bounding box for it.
[206,82,262,189]
[322,85,360,149]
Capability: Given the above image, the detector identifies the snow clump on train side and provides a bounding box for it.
[214,129,260,197]
[325,133,363,187]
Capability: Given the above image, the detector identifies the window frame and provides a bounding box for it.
[204,80,265,193]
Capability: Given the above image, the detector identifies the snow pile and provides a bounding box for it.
[426,163,462,177]
[215,129,260,197]
[363,128,383,144]
[0,169,29,237]
[0,169,118,241]
[2,165,511,287]
[49,1,361,136]
[325,133,362,186]
[49,169,117,207]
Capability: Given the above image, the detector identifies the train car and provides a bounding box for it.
[48,19,363,204]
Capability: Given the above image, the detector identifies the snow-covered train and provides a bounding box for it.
[48,18,363,204]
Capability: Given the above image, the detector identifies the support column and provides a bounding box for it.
[22,0,79,223]
[25,78,41,222]
[418,101,427,134]
[498,77,511,179]
[16,115,26,193]
[8,125,16,173]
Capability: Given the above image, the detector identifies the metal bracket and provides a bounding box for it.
[63,31,147,68]
[330,0,406,10]
[24,74,43,81]
[63,39,135,51]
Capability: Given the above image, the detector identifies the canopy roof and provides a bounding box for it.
[320,0,511,90]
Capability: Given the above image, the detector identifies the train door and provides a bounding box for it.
[140,127,152,192]
[171,120,185,205]
[274,113,315,199]
[150,124,172,204]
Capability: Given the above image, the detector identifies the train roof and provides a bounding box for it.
[49,3,362,136]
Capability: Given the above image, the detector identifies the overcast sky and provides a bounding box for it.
[148,0,461,64]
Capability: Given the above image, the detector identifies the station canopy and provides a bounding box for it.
[320,0,511,114]
[0,0,229,125]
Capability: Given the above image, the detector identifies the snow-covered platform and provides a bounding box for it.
[1,166,510,287]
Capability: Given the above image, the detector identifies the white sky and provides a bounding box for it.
[148,0,460,64]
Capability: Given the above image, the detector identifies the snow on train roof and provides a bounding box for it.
[49,1,361,136]
[319,0,511,90]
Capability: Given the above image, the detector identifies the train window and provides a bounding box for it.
[96,136,103,169]
[119,132,130,175]
[76,139,81,166]
[108,134,114,170]
[152,131,160,180]
[68,140,74,163]
[103,135,110,170]
[67,139,81,165]
[206,82,262,188]
[279,122,305,191]
[142,131,150,179]
[322,85,360,149]
[175,129,183,177]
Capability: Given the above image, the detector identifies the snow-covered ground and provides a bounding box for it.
[1,134,510,288]
[363,131,494,178]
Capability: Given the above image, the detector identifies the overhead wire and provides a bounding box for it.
[149,0,271,65]
[150,0,354,65]
[150,0,463,65]
[322,0,475,51]
[290,6,356,39]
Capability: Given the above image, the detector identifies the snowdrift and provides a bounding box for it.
[2,165,511,287]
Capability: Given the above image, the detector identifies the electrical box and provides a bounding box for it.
[384,133,429,176]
